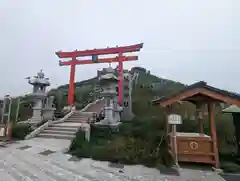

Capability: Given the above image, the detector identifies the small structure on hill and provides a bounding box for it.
[94,67,122,128]
[27,70,55,127]
[152,81,240,169]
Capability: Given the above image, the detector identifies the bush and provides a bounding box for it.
[12,123,32,140]
[69,117,175,168]
[221,161,240,173]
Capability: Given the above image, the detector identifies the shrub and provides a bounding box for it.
[221,161,240,173]
[69,117,175,168]
[12,123,32,140]
[69,129,86,151]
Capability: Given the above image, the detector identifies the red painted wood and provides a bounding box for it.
[68,58,76,105]
[118,55,124,105]
[59,56,138,66]
[56,43,143,58]
[56,43,143,105]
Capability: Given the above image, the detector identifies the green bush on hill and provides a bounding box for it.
[69,117,175,168]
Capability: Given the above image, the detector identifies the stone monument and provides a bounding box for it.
[42,96,56,121]
[27,70,55,126]
[94,67,122,128]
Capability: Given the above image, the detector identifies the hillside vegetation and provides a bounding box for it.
[4,66,239,171]
[66,67,237,171]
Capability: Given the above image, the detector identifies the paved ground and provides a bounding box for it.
[221,174,240,181]
[0,138,226,181]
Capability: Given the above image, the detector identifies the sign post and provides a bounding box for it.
[168,114,182,167]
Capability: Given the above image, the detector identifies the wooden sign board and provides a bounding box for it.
[168,114,182,125]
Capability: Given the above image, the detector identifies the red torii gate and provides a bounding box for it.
[56,43,143,105]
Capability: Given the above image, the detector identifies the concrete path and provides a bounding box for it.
[221,174,240,181]
[0,138,226,181]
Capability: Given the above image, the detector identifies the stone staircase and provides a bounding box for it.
[84,99,105,113]
[35,99,105,140]
[36,112,89,140]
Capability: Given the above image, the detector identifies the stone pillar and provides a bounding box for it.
[31,99,43,122]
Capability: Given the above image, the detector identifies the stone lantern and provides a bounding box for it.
[94,67,122,128]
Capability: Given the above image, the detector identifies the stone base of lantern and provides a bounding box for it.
[93,121,122,131]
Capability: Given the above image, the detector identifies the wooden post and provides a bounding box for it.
[199,117,204,134]
[196,103,204,134]
[172,124,178,166]
[208,102,220,168]
[118,54,124,105]
[165,106,170,138]
[68,58,76,105]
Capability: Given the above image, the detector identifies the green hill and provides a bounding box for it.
[6,67,186,122]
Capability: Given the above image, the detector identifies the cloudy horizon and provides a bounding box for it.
[0,0,237,97]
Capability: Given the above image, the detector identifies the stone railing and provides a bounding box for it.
[79,98,104,112]
[52,107,75,124]
[24,98,104,140]
[25,107,75,139]
[80,98,104,123]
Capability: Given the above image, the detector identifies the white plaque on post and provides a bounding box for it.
[168,114,182,125]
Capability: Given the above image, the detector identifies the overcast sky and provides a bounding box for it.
[0,0,238,97]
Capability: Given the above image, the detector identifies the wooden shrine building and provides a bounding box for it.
[152,81,240,168]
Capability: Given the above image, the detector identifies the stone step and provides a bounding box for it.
[67,117,88,120]
[70,115,86,117]
[45,126,78,132]
[48,123,82,129]
[42,130,76,135]
[67,118,87,120]
[71,114,86,117]
[65,119,88,123]
[37,133,75,140]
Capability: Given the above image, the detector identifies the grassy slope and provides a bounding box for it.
[67,69,237,171]
[68,70,185,168]
[132,71,186,118]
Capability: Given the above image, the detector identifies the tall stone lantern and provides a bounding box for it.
[27,70,50,126]
[94,67,122,128]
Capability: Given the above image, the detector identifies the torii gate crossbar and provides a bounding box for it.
[56,43,143,105]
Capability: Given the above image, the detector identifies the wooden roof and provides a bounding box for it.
[152,81,240,107]
[222,105,240,113]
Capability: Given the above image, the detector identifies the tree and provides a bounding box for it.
[232,113,240,157]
